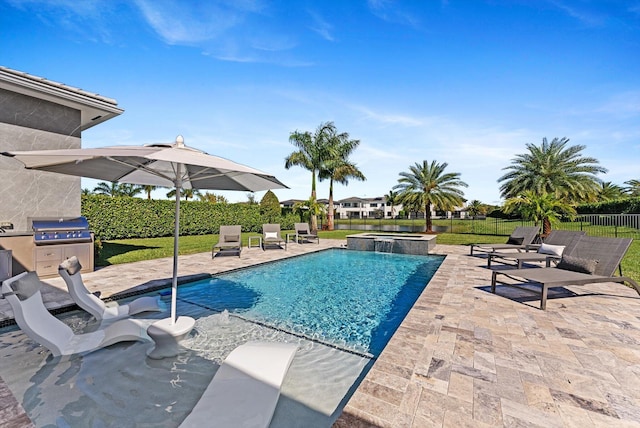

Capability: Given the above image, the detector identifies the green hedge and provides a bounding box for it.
[577,197,640,214]
[81,195,298,240]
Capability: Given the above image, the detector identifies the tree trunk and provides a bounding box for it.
[310,170,318,233]
[425,202,433,232]
[542,217,552,237]
[327,179,334,231]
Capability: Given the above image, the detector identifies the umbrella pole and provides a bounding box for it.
[171,169,182,325]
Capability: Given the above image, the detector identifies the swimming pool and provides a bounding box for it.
[176,249,444,356]
[0,249,443,427]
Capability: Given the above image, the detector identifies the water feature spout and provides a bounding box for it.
[374,238,394,253]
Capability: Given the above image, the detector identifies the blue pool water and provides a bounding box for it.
[174,249,444,356]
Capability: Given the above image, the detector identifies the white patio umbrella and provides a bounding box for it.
[2,136,288,325]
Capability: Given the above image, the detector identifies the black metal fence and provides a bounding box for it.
[329,214,640,239]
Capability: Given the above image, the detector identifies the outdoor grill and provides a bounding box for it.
[31,216,92,245]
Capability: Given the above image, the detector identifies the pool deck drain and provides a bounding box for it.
[2,240,640,427]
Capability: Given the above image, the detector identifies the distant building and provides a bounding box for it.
[335,196,467,220]
[282,196,468,219]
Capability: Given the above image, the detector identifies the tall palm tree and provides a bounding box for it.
[503,190,576,236]
[624,179,640,197]
[285,122,333,232]
[498,137,607,202]
[598,182,625,201]
[318,126,366,231]
[393,160,467,233]
[385,190,399,219]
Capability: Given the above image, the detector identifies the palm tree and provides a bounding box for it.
[166,188,201,200]
[385,190,399,219]
[318,125,366,231]
[93,182,143,197]
[292,198,326,223]
[285,122,334,232]
[393,160,467,233]
[624,179,640,197]
[142,185,157,200]
[498,137,607,203]
[598,182,625,201]
[503,190,576,236]
[465,199,486,217]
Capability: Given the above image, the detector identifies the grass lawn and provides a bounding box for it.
[97,230,639,284]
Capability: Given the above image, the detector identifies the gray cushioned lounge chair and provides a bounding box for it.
[470,226,540,256]
[491,236,640,310]
[294,222,319,244]
[487,230,586,268]
[212,225,242,259]
[262,224,286,250]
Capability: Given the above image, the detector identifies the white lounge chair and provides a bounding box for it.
[1,272,150,357]
[59,256,165,322]
[180,341,298,428]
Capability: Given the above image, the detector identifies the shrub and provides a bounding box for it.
[81,195,297,240]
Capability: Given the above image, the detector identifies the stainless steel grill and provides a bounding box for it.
[31,216,92,245]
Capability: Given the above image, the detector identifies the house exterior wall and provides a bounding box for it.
[0,89,81,231]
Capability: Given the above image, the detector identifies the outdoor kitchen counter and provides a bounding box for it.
[0,231,33,236]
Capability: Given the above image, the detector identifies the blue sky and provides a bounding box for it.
[2,0,639,204]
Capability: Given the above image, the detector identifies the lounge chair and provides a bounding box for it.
[294,222,319,244]
[59,256,165,322]
[1,272,150,357]
[212,225,242,259]
[487,230,586,268]
[491,236,640,310]
[470,226,540,256]
[180,341,298,428]
[262,224,286,250]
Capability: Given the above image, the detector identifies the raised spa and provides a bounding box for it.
[346,232,436,255]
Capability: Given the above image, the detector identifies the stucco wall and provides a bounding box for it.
[0,89,81,232]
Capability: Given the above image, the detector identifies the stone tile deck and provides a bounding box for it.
[1,241,640,427]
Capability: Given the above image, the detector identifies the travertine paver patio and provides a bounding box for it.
[1,241,640,427]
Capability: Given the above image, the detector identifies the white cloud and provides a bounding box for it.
[596,91,640,118]
[350,104,424,127]
[366,0,420,27]
[308,10,336,42]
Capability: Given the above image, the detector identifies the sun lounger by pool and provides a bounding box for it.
[1,272,150,357]
[491,236,640,310]
[212,225,242,259]
[179,341,298,428]
[293,222,319,244]
[59,256,165,322]
[470,226,540,256]
[262,224,287,250]
[487,230,585,268]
